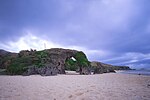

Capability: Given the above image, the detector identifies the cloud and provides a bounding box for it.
[68,46,111,61]
[102,52,150,68]
[41,0,149,53]
[0,0,150,69]
[0,32,62,52]
[0,31,109,61]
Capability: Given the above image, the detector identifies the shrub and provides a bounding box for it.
[34,50,48,67]
[74,52,90,67]
[6,57,31,75]
[65,58,78,71]
[6,50,49,75]
[65,52,90,72]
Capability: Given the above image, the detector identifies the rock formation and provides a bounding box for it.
[90,61,115,74]
[0,48,90,75]
[90,61,131,74]
[0,49,17,69]
[0,48,131,76]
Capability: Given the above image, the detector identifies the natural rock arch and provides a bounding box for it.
[0,48,94,76]
[1,48,130,76]
[22,48,89,75]
[46,48,79,74]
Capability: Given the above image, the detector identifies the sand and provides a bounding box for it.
[0,73,150,100]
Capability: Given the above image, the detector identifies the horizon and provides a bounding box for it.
[0,0,150,69]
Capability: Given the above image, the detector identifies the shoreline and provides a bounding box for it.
[115,70,150,76]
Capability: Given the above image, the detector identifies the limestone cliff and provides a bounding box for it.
[0,48,90,75]
[0,48,131,76]
[90,61,131,74]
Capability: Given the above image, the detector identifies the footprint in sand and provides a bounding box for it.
[75,92,84,96]
[68,95,73,98]
[68,92,84,99]
[90,85,96,88]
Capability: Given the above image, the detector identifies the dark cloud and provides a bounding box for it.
[0,0,150,69]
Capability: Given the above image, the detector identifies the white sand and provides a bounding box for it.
[65,71,80,75]
[0,73,150,100]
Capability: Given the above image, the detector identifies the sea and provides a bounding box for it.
[117,70,150,76]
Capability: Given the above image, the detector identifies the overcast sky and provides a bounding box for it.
[0,0,150,69]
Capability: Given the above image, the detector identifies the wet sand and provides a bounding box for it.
[0,73,150,100]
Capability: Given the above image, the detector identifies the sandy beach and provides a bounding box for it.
[0,73,150,100]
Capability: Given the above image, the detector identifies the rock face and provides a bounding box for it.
[23,64,58,76]
[90,61,131,74]
[90,61,115,74]
[45,48,79,74]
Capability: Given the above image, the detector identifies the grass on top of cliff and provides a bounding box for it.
[34,50,49,67]
[74,52,90,67]
[6,50,49,75]
[7,56,32,75]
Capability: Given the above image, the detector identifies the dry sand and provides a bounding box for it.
[0,73,150,100]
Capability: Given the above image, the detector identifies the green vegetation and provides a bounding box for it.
[5,49,90,75]
[0,55,12,66]
[65,58,78,71]
[65,52,90,72]
[6,50,49,75]
[34,50,48,67]
[35,50,48,58]
[7,57,31,75]
[74,52,90,67]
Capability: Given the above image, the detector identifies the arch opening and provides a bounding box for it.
[65,56,78,71]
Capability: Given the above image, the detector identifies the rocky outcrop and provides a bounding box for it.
[0,50,17,69]
[90,61,115,74]
[24,48,80,75]
[0,48,131,76]
[76,67,91,75]
[0,49,11,56]
[90,61,131,74]
[23,64,58,76]
[111,66,131,70]
[0,48,86,75]
[45,48,79,74]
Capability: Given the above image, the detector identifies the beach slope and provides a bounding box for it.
[0,73,150,100]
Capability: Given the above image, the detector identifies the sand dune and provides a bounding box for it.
[0,73,150,100]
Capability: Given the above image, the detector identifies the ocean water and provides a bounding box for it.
[118,70,150,76]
